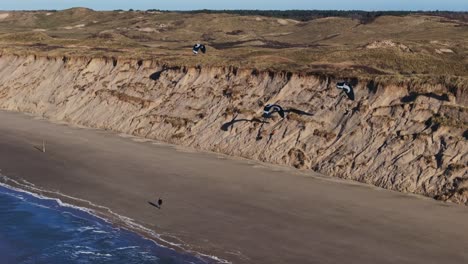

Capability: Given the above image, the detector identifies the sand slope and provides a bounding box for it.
[0,54,466,204]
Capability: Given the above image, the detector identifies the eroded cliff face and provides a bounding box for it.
[0,54,466,204]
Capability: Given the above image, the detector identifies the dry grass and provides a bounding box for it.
[0,8,466,77]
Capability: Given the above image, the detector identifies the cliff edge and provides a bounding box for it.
[0,54,466,204]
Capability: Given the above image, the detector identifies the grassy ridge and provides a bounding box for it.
[169,10,468,24]
[0,8,466,77]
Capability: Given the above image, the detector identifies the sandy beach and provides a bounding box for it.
[0,109,467,264]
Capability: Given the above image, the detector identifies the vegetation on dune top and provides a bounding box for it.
[13,8,468,23]
[168,10,468,24]
[0,9,466,77]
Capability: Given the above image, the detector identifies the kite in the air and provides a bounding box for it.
[262,104,285,118]
[256,104,285,141]
[336,82,355,100]
[192,43,206,54]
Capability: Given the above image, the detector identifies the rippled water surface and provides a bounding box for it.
[0,184,210,264]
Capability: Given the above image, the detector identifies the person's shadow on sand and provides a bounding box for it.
[33,146,44,152]
[148,198,162,209]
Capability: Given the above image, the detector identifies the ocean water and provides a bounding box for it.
[0,184,215,264]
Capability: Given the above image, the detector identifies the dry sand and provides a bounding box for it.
[0,110,468,264]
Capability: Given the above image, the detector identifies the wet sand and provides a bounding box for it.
[0,110,468,264]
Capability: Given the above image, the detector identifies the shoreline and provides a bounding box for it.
[1,109,468,264]
[0,175,225,263]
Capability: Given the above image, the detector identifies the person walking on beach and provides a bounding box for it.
[148,197,163,209]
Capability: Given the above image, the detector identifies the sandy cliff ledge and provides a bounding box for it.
[0,54,466,204]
